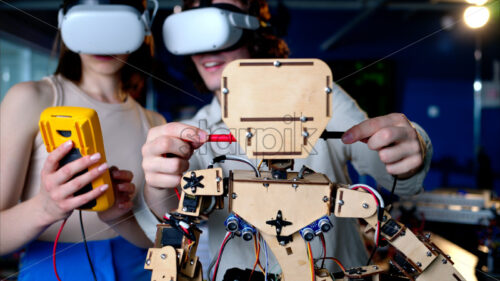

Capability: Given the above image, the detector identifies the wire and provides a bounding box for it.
[223,156,261,177]
[257,159,264,171]
[163,213,171,221]
[307,242,315,281]
[79,210,97,281]
[263,238,268,281]
[180,225,190,236]
[212,232,232,281]
[366,245,378,265]
[3,189,181,281]
[174,188,181,200]
[319,233,326,269]
[388,176,398,212]
[374,220,381,246]
[389,176,398,199]
[320,257,346,272]
[249,234,261,281]
[350,184,382,246]
[202,196,217,215]
[185,241,196,264]
[350,186,380,209]
[249,233,264,281]
[256,233,264,273]
[180,227,192,245]
[207,249,218,281]
[211,155,261,177]
[349,184,385,208]
[53,218,68,281]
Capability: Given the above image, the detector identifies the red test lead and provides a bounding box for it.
[207,134,237,143]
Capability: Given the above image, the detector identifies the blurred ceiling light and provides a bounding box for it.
[173,5,182,14]
[465,0,488,5]
[464,6,490,28]
[441,15,455,30]
[474,81,482,91]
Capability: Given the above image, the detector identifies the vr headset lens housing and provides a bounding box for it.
[59,4,151,55]
[163,7,259,55]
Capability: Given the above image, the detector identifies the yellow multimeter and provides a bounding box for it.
[39,106,114,211]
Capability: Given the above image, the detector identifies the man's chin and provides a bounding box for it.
[206,82,221,93]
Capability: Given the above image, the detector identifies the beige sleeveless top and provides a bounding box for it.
[22,74,163,241]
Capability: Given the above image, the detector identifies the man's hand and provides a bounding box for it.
[142,122,208,189]
[342,113,425,178]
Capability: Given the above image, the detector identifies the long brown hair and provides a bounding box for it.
[183,0,290,93]
[54,0,154,99]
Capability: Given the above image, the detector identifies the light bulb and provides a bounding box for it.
[464,6,490,29]
[465,0,488,6]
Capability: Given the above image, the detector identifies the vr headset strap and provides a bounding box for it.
[228,12,259,30]
[199,0,212,7]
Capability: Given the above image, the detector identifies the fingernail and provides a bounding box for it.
[64,140,73,148]
[342,132,353,143]
[98,163,108,172]
[198,130,208,142]
[100,184,109,191]
[118,203,125,209]
[90,153,101,161]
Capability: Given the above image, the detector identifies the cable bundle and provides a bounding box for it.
[211,232,233,281]
[349,184,385,246]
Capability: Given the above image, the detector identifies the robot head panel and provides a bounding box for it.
[221,59,333,160]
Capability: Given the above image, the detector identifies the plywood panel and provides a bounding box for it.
[181,168,224,196]
[416,254,465,281]
[334,188,377,218]
[230,171,331,236]
[221,59,333,159]
[390,229,437,271]
[145,246,177,281]
[260,232,312,281]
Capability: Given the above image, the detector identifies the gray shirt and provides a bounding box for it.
[180,84,432,279]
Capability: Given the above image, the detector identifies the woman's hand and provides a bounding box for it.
[38,140,109,225]
[342,113,425,178]
[98,166,135,224]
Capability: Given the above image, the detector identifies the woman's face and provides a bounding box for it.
[79,54,129,76]
[190,0,251,92]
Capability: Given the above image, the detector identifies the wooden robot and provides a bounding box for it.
[144,59,466,281]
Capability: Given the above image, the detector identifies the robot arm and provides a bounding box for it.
[335,187,466,281]
[145,168,225,281]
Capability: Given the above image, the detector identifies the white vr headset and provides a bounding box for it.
[163,6,260,55]
[58,0,158,55]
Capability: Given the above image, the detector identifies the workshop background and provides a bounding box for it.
[1,0,499,280]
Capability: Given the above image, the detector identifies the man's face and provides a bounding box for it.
[190,0,251,92]
[191,47,251,92]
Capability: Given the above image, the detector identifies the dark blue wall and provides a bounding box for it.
[154,5,500,191]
